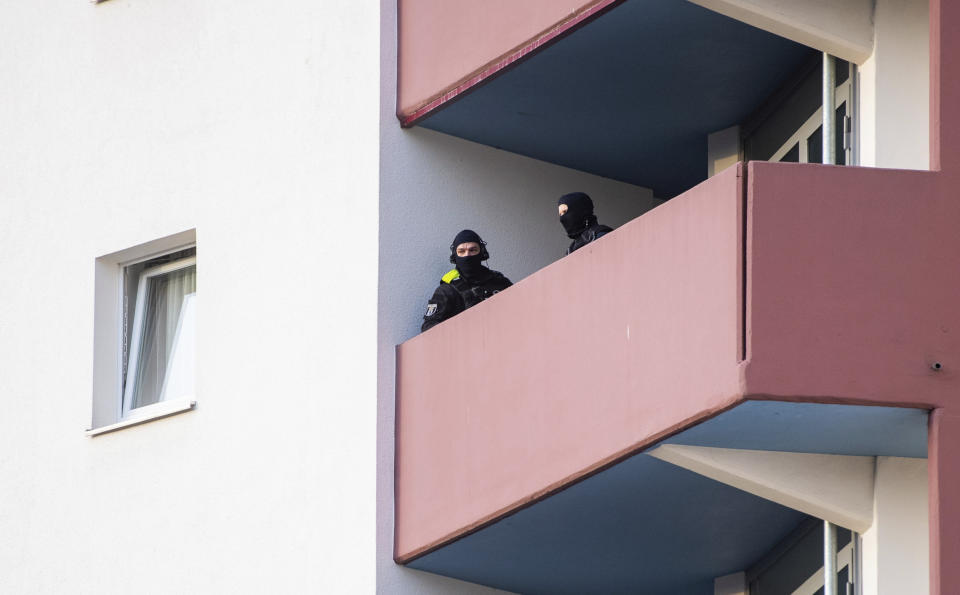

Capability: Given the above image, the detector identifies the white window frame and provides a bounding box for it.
[89,230,197,436]
[120,254,197,423]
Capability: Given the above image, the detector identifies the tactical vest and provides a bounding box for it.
[442,268,502,309]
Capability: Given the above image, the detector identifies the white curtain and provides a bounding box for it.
[130,265,197,409]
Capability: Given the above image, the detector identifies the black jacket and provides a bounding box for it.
[567,223,613,254]
[421,267,512,332]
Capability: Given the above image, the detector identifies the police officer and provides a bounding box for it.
[558,191,613,254]
[421,229,512,332]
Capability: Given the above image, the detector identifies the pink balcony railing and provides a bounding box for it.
[396,164,745,562]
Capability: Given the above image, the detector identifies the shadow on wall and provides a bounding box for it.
[397,128,657,337]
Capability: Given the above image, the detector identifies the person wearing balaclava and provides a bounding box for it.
[421,229,512,332]
[558,192,613,255]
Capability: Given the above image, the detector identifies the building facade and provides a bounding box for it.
[1,0,954,593]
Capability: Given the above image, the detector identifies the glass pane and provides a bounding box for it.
[836,59,850,85]
[780,142,800,163]
[807,125,823,164]
[806,104,847,166]
[130,265,197,409]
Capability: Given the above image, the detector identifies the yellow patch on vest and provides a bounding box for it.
[441,268,460,284]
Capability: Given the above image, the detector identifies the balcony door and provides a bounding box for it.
[742,57,856,167]
[769,79,851,165]
[747,520,859,595]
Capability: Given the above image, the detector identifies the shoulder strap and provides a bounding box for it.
[441,268,460,284]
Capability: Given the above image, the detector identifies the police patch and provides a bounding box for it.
[425,304,438,317]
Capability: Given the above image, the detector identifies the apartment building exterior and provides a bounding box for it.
[1,0,953,594]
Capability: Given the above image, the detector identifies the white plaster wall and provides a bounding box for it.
[714,571,748,595]
[708,126,741,177]
[377,2,654,592]
[0,1,378,593]
[650,446,875,532]
[858,0,930,170]
[688,0,874,63]
[859,57,878,168]
[860,457,929,595]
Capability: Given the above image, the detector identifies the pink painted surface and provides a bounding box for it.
[739,154,960,595]
[928,4,960,593]
[928,410,960,595]
[742,161,960,407]
[929,0,960,173]
[396,2,960,587]
[395,166,745,561]
[397,0,620,122]
[741,3,960,578]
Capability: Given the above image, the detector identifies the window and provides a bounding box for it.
[121,248,196,420]
[89,231,197,435]
[743,57,855,166]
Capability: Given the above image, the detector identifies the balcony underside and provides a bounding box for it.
[406,401,927,595]
[410,0,815,197]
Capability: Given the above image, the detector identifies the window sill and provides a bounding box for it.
[86,399,196,437]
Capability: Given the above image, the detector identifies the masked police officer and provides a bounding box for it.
[558,191,613,254]
[421,229,512,332]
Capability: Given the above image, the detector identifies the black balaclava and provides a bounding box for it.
[450,229,489,280]
[558,192,597,238]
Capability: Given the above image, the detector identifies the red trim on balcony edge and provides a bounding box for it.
[394,394,748,565]
[398,0,627,128]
